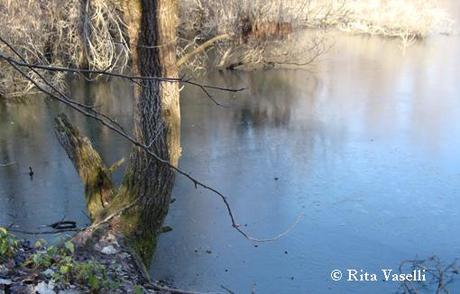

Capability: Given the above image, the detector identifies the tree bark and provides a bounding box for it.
[123,0,181,167]
[56,0,181,266]
[117,0,180,264]
[55,114,114,220]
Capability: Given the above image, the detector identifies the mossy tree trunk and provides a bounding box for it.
[55,0,180,266]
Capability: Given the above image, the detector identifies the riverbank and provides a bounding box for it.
[0,227,178,294]
[0,0,453,100]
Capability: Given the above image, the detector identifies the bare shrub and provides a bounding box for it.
[0,0,129,99]
[0,0,453,98]
[177,0,453,71]
[177,0,331,71]
[335,0,454,43]
[399,256,459,294]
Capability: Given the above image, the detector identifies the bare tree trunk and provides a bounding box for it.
[123,0,181,166]
[118,0,180,264]
[56,0,181,266]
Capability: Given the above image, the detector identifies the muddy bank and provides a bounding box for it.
[0,227,179,294]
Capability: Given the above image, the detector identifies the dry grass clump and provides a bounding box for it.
[296,0,453,39]
[336,0,453,42]
[0,0,129,99]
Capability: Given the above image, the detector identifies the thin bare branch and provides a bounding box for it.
[177,34,231,67]
[0,35,127,133]
[0,39,301,243]
[0,52,244,94]
[5,224,83,235]
[150,283,222,294]
[0,161,16,167]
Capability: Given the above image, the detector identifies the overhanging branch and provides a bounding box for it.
[177,34,231,67]
[0,37,302,242]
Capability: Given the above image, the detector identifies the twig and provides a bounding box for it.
[0,52,245,103]
[6,227,82,235]
[81,210,91,222]
[220,285,235,294]
[399,256,459,294]
[177,34,231,67]
[151,283,223,294]
[0,161,16,167]
[182,77,231,107]
[108,157,126,173]
[1,199,140,236]
[48,221,77,230]
[88,198,140,230]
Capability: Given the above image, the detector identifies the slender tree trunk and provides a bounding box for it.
[79,0,91,69]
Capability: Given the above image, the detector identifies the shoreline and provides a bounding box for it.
[0,227,179,294]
